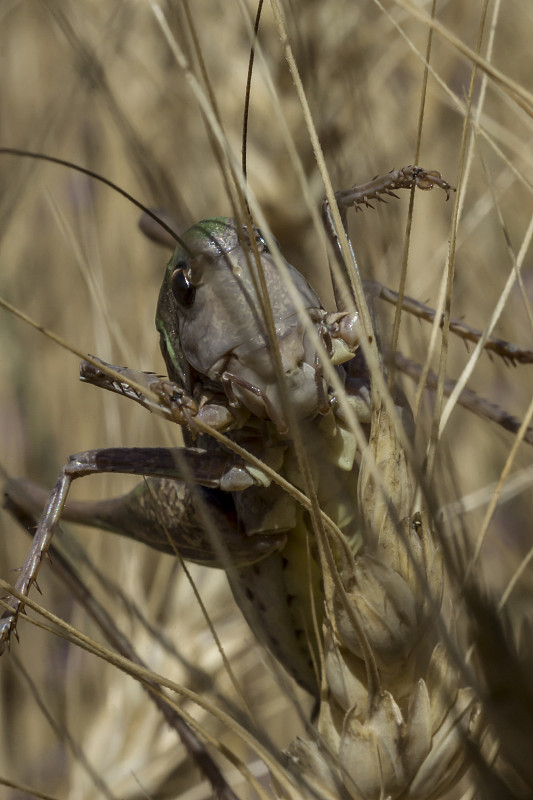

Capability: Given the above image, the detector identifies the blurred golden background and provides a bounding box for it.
[0,1,532,797]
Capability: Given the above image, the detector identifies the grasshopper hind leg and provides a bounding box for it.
[4,476,285,565]
[1,447,287,648]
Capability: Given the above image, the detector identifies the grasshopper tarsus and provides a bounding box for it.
[331,165,455,212]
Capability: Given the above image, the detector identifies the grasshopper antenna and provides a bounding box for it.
[241,0,264,218]
[0,148,192,256]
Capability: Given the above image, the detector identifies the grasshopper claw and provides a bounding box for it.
[0,601,20,652]
[411,167,455,199]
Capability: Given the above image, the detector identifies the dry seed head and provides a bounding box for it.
[356,402,444,632]
[322,631,370,716]
[330,401,444,678]
[290,397,480,799]
[332,554,427,672]
[286,737,350,799]
[338,686,432,800]
[337,678,480,800]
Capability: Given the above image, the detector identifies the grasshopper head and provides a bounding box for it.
[156,218,357,430]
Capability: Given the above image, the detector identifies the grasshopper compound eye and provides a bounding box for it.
[171,264,196,308]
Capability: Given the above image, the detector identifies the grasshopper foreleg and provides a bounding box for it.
[80,359,242,431]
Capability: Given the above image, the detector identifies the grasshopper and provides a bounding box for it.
[0,167,454,697]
